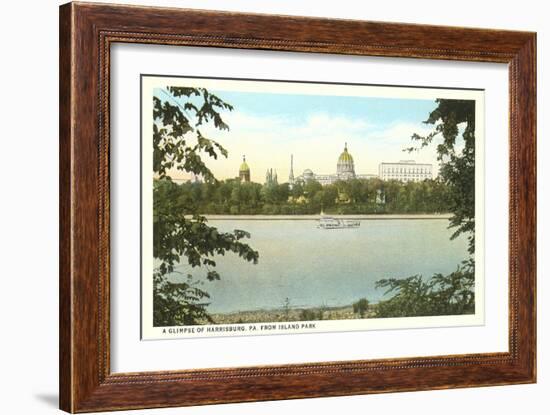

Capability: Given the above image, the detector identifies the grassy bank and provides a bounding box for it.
[210,304,377,325]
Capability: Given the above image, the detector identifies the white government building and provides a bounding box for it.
[378,160,433,182]
[292,143,377,186]
[287,144,433,186]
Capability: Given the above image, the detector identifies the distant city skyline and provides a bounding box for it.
[154,87,449,183]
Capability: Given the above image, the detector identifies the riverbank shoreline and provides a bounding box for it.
[202,213,452,220]
[210,304,377,324]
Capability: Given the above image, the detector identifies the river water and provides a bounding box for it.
[170,218,469,313]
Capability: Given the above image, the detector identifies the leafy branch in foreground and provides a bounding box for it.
[153,87,232,181]
[407,99,476,255]
[374,99,477,317]
[375,260,475,318]
[153,272,213,326]
[152,87,258,327]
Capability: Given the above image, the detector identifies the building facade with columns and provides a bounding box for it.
[378,160,433,182]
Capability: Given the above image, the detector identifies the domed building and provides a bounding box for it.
[336,143,355,180]
[295,143,376,186]
[302,169,314,181]
[239,155,251,182]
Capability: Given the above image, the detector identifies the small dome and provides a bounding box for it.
[303,169,314,176]
[239,156,250,172]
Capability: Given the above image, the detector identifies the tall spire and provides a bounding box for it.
[289,154,295,185]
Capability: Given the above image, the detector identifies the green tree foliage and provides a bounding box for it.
[153,87,259,326]
[153,272,213,326]
[375,99,477,317]
[408,99,476,255]
[352,298,370,318]
[299,308,324,321]
[165,177,451,215]
[375,260,475,317]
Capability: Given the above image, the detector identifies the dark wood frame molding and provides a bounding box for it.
[59,2,536,412]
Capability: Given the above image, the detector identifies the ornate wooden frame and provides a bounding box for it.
[59,2,536,412]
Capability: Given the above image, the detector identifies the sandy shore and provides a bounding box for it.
[210,304,377,324]
[203,213,452,220]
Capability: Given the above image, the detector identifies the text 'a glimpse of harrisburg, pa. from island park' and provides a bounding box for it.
[140,75,485,340]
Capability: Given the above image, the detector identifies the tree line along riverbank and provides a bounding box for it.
[202,213,453,220]
[155,176,453,216]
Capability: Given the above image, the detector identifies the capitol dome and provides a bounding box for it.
[337,143,355,178]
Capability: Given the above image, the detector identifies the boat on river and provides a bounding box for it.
[317,216,360,229]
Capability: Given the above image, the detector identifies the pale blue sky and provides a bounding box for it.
[212,89,436,127]
[154,85,443,182]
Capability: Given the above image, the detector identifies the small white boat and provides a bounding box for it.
[318,216,360,229]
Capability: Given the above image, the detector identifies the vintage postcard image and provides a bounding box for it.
[141,75,484,339]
